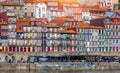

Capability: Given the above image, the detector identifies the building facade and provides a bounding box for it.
[0,22,8,52]
[59,30,77,55]
[23,0,36,18]
[76,22,104,54]
[34,2,47,18]
[104,12,120,52]
[0,1,23,18]
[112,0,120,10]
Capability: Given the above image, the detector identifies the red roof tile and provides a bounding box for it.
[0,22,7,25]
[46,23,60,28]
[114,10,120,14]
[76,22,104,29]
[104,22,120,25]
[23,0,36,3]
[91,17,105,20]
[59,29,76,33]
[0,1,21,6]
[42,0,57,2]
[17,18,48,22]
[50,10,64,12]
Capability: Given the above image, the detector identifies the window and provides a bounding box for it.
[25,8,27,10]
[14,6,16,10]
[31,13,33,17]
[2,6,4,9]
[20,6,22,10]
[25,13,27,16]
[108,25,109,29]
[19,27,22,30]
[39,14,41,17]
[31,3,33,5]
[42,7,45,12]
[77,29,79,32]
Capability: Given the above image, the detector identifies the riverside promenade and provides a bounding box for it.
[0,62,120,70]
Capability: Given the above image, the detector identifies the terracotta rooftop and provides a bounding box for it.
[114,10,120,14]
[17,18,48,22]
[104,22,120,25]
[40,24,46,27]
[16,21,30,32]
[0,22,7,25]
[80,5,100,9]
[89,9,107,12]
[59,29,76,34]
[16,24,24,33]
[65,6,79,8]
[43,0,57,2]
[50,10,64,12]
[46,23,60,28]
[17,19,37,22]
[23,0,36,3]
[67,27,76,31]
[60,1,79,4]
[90,17,105,20]
[76,22,104,29]
[43,0,79,4]
[0,1,21,6]
[80,5,109,12]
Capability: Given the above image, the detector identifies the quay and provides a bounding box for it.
[0,62,120,70]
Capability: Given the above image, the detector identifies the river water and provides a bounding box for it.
[0,70,120,73]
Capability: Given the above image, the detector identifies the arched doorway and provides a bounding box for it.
[5,56,8,63]
[11,56,15,63]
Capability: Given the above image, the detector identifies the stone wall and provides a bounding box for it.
[0,63,120,70]
[0,52,120,63]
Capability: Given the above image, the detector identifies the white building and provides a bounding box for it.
[82,11,91,21]
[34,3,47,18]
[100,0,113,9]
[47,10,65,21]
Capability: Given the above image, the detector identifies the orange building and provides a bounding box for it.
[16,18,48,52]
[77,0,100,6]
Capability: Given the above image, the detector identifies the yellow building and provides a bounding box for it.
[112,0,119,4]
[23,0,36,18]
[112,0,120,10]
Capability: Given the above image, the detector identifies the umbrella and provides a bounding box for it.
[39,57,48,61]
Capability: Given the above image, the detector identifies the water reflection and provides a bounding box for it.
[0,70,120,73]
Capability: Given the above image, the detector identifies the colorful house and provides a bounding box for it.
[0,11,16,52]
[104,11,120,52]
[76,22,104,53]
[0,22,8,52]
[16,18,48,52]
[59,29,76,54]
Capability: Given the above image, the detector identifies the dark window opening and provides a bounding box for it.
[25,13,27,16]
[31,13,33,17]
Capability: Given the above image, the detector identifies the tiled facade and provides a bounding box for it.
[0,12,119,54]
[76,22,105,53]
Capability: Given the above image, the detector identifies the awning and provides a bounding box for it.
[39,57,48,61]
